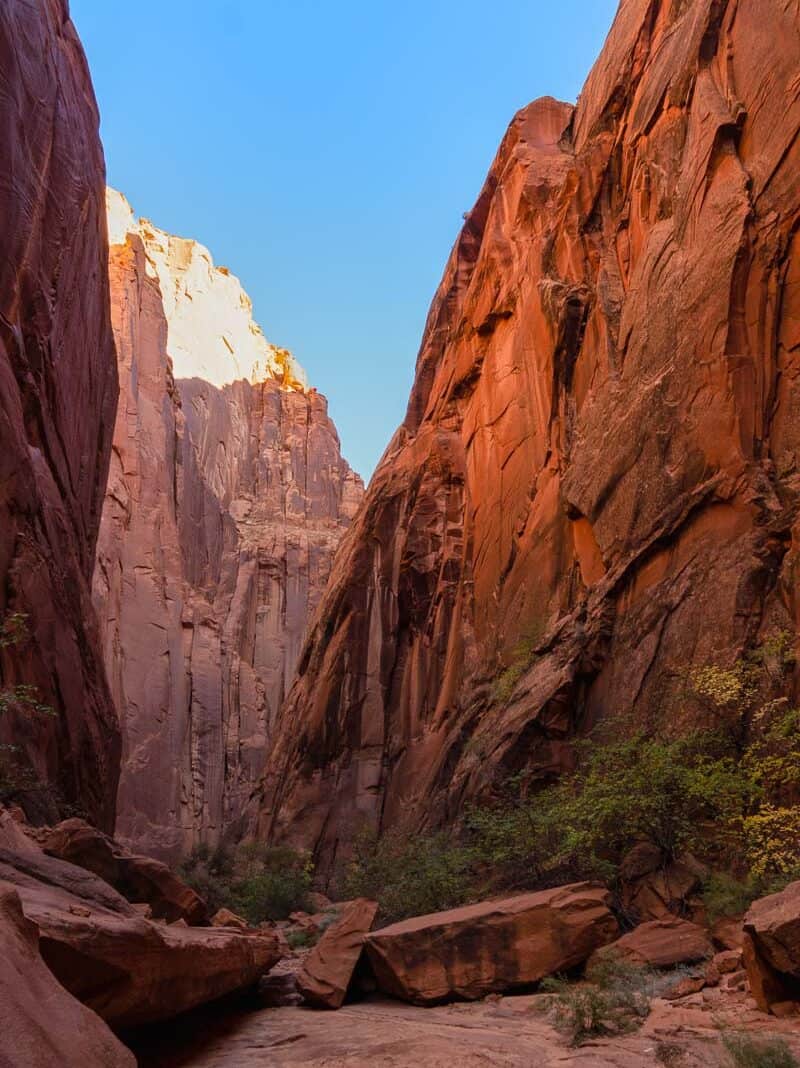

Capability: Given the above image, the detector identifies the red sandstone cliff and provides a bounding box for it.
[256,0,800,871]
[94,193,362,860]
[0,0,119,828]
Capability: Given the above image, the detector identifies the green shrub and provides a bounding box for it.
[702,871,759,922]
[0,612,54,720]
[230,845,313,922]
[721,1032,799,1068]
[541,958,654,1046]
[339,827,475,923]
[179,842,313,923]
[286,927,316,950]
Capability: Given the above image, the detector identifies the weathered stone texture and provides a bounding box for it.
[94,193,362,859]
[0,0,119,828]
[256,0,800,870]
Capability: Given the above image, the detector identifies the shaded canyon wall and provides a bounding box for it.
[94,192,363,860]
[0,0,119,829]
[256,0,800,873]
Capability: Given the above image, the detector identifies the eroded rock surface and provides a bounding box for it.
[0,0,119,828]
[743,880,800,1012]
[130,989,800,1068]
[297,897,378,1009]
[0,883,135,1068]
[364,883,618,1004]
[94,191,363,860]
[590,918,713,970]
[257,0,800,869]
[0,841,282,1028]
[42,818,207,924]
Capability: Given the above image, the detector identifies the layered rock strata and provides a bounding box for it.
[257,0,800,869]
[0,0,119,828]
[94,191,362,860]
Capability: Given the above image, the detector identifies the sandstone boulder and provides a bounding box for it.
[589,919,713,971]
[743,881,800,1013]
[42,819,206,924]
[364,883,618,1004]
[712,916,745,951]
[0,883,134,1067]
[0,846,281,1028]
[619,847,705,923]
[297,898,378,1008]
[211,908,249,930]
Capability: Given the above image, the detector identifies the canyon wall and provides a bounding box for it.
[256,0,800,872]
[0,0,119,828]
[94,192,363,860]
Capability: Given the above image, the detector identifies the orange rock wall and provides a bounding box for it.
[257,0,800,871]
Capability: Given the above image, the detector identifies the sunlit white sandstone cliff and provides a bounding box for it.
[95,190,363,860]
[105,187,306,390]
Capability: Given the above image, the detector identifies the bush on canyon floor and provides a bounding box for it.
[540,957,655,1046]
[180,842,313,923]
[339,826,475,923]
[721,1032,799,1068]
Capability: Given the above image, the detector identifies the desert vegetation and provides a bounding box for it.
[180,842,313,924]
[342,636,800,923]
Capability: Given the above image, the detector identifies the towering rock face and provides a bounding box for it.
[257,0,800,871]
[0,0,119,828]
[94,192,362,860]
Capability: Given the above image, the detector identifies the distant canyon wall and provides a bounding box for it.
[0,0,120,829]
[256,0,800,872]
[94,191,362,860]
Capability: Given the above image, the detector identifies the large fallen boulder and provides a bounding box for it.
[589,918,713,970]
[42,819,206,924]
[0,846,281,1028]
[0,883,135,1067]
[364,883,618,1004]
[297,898,378,1008]
[743,880,800,1013]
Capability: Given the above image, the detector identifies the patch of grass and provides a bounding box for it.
[721,1032,799,1068]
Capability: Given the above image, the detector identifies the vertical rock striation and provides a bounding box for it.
[0,0,119,828]
[94,192,362,860]
[257,0,800,871]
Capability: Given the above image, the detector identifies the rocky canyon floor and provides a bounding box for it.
[133,989,800,1068]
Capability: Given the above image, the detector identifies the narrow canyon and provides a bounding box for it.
[2,0,800,1065]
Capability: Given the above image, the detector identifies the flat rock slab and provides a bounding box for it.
[297,898,378,1008]
[364,882,618,1004]
[130,989,800,1067]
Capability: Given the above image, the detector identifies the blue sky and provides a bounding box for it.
[71,0,618,481]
